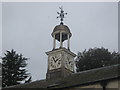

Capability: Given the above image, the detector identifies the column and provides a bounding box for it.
[67,34,70,50]
[60,32,63,48]
[53,34,56,49]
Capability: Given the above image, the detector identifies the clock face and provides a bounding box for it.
[65,55,74,72]
[49,53,61,70]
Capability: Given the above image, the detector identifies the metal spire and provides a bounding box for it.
[57,6,67,24]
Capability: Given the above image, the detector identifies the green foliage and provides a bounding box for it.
[2,49,31,87]
[76,47,119,72]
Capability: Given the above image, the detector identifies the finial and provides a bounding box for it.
[57,6,67,24]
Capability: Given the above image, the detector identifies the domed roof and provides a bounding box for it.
[52,24,72,38]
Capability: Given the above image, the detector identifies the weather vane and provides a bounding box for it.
[57,6,67,24]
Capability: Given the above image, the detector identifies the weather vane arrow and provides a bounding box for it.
[57,6,67,24]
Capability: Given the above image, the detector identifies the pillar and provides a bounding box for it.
[67,34,70,50]
[60,32,63,48]
[53,34,56,49]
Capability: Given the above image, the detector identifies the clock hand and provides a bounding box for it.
[56,57,61,61]
[52,57,58,63]
[67,57,71,64]
[69,61,71,64]
[53,57,61,63]
[52,57,56,62]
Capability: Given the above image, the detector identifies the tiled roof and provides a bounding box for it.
[3,64,120,89]
[55,64,120,88]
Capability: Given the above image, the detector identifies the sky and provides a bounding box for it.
[2,2,118,81]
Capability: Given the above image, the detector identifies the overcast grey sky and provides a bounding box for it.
[2,2,118,81]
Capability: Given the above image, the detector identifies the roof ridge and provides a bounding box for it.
[75,64,120,75]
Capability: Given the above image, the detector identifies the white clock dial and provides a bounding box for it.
[65,55,74,71]
[49,54,61,70]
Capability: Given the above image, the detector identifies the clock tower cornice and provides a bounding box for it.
[46,48,76,57]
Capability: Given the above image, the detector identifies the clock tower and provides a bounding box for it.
[46,7,76,81]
